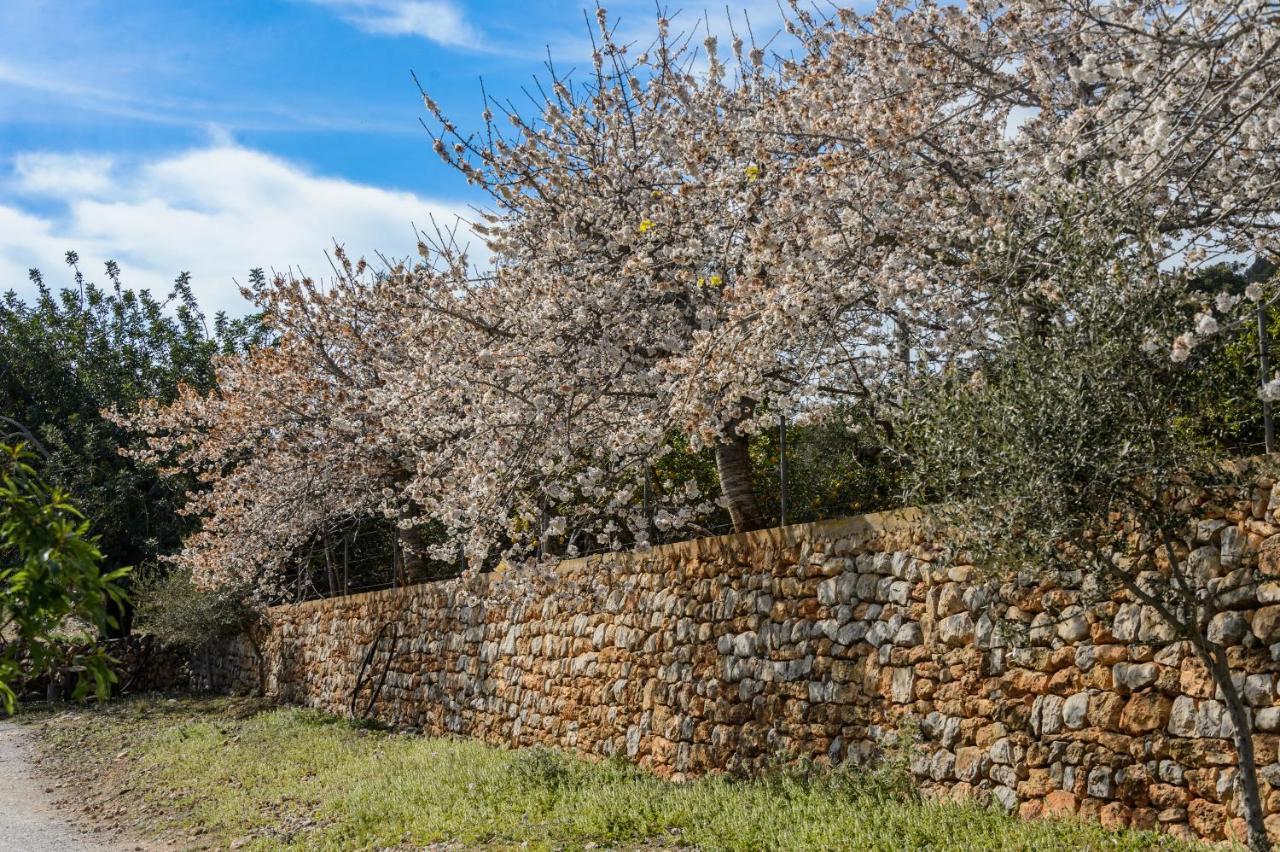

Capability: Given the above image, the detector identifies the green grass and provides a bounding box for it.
[26,695,1205,851]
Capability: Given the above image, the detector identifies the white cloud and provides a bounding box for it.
[304,0,482,49]
[1,143,473,316]
[301,0,794,62]
[14,152,115,196]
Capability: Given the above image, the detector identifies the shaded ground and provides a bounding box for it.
[0,720,134,852]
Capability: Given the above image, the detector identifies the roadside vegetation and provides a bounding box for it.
[26,696,1200,852]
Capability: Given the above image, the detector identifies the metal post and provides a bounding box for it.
[392,532,400,589]
[1261,303,1276,454]
[779,416,789,527]
[539,504,550,559]
[643,466,654,539]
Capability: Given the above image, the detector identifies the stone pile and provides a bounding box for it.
[214,479,1280,844]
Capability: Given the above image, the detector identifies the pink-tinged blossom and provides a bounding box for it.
[124,1,1280,593]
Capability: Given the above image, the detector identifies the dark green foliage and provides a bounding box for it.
[0,256,268,628]
[750,413,901,526]
[644,417,901,545]
[0,443,130,711]
[1185,262,1279,452]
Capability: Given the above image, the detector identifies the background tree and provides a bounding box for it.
[0,443,130,712]
[1,255,267,629]
[1186,261,1280,452]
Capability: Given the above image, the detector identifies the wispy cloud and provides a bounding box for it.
[13,152,115,197]
[303,0,484,50]
[301,0,793,64]
[2,142,474,315]
[0,55,420,136]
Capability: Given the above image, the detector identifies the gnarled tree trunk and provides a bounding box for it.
[1206,644,1272,851]
[715,432,764,533]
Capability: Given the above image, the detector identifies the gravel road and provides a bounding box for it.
[0,720,128,852]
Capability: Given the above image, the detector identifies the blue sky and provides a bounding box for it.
[0,0,790,314]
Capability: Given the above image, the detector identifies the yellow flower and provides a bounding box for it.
[745,164,761,182]
[639,219,655,234]
[709,274,723,287]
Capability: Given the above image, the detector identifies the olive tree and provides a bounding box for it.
[902,210,1276,850]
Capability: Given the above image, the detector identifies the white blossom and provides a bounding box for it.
[1194,313,1219,336]
[1171,333,1195,363]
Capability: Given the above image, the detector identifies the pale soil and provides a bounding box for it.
[0,720,139,852]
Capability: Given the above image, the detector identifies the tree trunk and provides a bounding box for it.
[1207,645,1272,851]
[715,432,764,533]
[397,508,432,582]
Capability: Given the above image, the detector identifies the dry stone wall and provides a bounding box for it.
[217,484,1280,844]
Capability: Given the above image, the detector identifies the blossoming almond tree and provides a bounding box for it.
[770,0,1280,365]
[418,14,790,536]
[132,4,1280,591]
[416,10,966,546]
[131,2,1280,604]
[123,263,450,594]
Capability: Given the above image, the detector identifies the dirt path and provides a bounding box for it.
[0,720,131,852]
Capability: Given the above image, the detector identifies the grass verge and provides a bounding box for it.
[23,695,1205,851]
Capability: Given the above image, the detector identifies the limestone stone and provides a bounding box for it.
[1259,582,1280,604]
[937,612,975,648]
[1196,520,1227,544]
[1260,534,1280,576]
[991,785,1018,813]
[1168,696,1199,737]
[1112,604,1141,642]
[817,577,839,606]
[1253,606,1280,644]
[1187,799,1226,840]
[1056,606,1089,643]
[954,747,987,783]
[989,737,1015,766]
[1188,545,1224,580]
[1112,662,1158,692]
[1256,707,1280,733]
[1120,693,1172,735]
[1087,766,1115,799]
[1018,768,1054,798]
[1138,607,1177,643]
[929,749,957,782]
[1029,612,1056,646]
[1043,790,1078,817]
[1088,692,1125,730]
[1207,611,1250,645]
[889,667,915,704]
[1035,694,1065,736]
[1099,802,1132,830]
[1244,673,1274,707]
[1062,692,1089,730]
